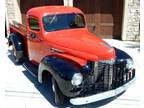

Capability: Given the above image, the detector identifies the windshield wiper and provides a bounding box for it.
[50,13,57,24]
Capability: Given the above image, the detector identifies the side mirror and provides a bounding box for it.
[31,33,36,38]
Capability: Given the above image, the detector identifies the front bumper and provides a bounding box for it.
[70,76,135,105]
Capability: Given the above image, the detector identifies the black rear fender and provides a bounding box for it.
[8,33,24,51]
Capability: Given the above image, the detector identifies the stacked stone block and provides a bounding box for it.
[126,0,140,41]
[6,0,15,23]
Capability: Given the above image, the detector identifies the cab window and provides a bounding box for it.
[29,18,40,31]
[43,13,85,32]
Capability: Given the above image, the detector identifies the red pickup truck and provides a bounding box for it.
[8,6,135,105]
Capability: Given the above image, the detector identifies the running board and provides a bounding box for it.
[23,61,38,78]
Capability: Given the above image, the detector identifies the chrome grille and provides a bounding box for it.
[77,60,135,97]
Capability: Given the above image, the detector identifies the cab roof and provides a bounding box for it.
[27,6,83,18]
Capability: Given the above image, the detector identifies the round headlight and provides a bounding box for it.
[71,73,83,86]
[126,59,134,69]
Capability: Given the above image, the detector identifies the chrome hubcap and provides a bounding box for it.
[13,46,16,57]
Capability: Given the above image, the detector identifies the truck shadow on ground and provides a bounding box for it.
[7,49,125,108]
[22,70,56,105]
[7,50,22,66]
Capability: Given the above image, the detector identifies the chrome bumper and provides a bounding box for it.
[70,77,135,105]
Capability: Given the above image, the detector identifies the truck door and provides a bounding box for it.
[27,17,43,63]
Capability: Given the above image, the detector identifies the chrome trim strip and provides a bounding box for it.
[23,63,37,78]
[50,47,64,53]
[70,77,136,105]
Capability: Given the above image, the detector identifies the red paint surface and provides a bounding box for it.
[10,6,115,66]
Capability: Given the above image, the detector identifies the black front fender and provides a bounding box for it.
[114,47,133,60]
[38,56,82,97]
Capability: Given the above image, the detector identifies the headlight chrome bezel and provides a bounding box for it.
[99,59,115,65]
[71,73,83,86]
[126,59,134,69]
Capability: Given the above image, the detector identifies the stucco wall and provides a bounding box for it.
[126,0,140,41]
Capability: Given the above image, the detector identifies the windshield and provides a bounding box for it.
[43,13,85,32]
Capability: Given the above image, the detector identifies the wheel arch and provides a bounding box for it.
[40,70,52,83]
[38,61,51,83]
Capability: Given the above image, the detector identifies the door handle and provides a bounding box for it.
[31,33,36,38]
[28,33,43,41]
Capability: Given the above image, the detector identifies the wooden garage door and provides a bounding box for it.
[20,0,63,25]
[74,0,123,39]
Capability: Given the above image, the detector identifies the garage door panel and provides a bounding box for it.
[100,26,113,35]
[74,0,123,39]
[100,14,113,23]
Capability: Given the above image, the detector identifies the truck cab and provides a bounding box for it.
[8,6,135,106]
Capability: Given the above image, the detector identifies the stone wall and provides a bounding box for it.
[6,0,15,23]
[6,0,22,24]
[126,0,140,41]
[64,0,73,6]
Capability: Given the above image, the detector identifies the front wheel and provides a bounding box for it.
[52,77,65,105]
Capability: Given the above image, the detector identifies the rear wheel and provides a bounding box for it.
[12,44,23,64]
[52,77,65,105]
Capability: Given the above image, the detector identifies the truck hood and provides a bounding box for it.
[45,29,115,61]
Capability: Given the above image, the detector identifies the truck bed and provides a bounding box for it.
[10,21,27,36]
